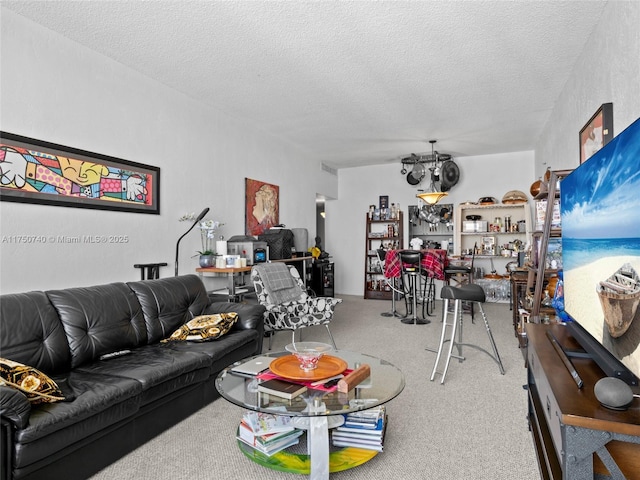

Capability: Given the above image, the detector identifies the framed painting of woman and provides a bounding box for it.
[245,178,279,236]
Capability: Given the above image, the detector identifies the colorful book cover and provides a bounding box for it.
[243,411,294,435]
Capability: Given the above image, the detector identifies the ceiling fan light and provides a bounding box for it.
[416,191,448,205]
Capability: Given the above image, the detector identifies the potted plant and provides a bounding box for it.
[178,213,224,268]
[197,250,216,268]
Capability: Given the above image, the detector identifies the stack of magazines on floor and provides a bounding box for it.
[331,406,387,452]
[237,410,303,456]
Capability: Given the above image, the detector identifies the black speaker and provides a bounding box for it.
[594,377,634,410]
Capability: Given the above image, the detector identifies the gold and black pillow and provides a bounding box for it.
[0,357,65,404]
[162,312,238,342]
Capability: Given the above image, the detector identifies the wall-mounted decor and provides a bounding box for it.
[245,178,279,236]
[579,103,613,164]
[0,132,160,214]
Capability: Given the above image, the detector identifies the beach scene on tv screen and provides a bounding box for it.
[562,118,640,379]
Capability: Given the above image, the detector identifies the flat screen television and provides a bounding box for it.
[561,116,640,386]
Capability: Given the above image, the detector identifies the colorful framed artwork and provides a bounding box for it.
[0,132,160,214]
[579,103,613,164]
[245,178,279,236]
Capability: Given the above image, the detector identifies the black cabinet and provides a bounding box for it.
[312,262,334,297]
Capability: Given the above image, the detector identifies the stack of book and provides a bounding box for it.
[237,411,303,456]
[256,378,307,400]
[331,406,387,452]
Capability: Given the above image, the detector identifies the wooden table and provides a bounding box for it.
[197,256,313,300]
[526,323,640,479]
[383,249,448,280]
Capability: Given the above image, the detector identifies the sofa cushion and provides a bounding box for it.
[47,283,148,368]
[162,312,238,342]
[166,328,258,362]
[0,291,71,374]
[0,357,64,404]
[128,275,210,344]
[13,370,142,469]
[75,344,211,406]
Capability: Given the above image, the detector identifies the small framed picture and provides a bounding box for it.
[379,195,389,210]
[482,236,496,256]
[579,103,613,164]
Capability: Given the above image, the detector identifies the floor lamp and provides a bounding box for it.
[175,207,209,276]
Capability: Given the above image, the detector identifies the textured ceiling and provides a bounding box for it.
[3,0,607,169]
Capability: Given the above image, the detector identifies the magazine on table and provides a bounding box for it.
[242,410,294,435]
[237,431,302,456]
[239,420,298,445]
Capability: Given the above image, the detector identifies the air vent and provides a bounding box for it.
[321,163,337,176]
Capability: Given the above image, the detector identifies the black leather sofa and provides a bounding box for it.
[0,275,266,480]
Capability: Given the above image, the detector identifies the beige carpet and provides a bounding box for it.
[90,294,540,480]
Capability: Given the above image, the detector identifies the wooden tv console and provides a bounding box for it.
[526,323,640,479]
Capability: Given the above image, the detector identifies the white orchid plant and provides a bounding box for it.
[179,213,224,256]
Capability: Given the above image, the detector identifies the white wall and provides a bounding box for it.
[328,0,640,297]
[2,1,637,297]
[534,0,640,176]
[0,9,337,294]
[329,152,534,296]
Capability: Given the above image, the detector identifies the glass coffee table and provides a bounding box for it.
[215,350,405,480]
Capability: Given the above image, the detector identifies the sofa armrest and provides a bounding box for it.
[0,385,30,430]
[204,302,266,334]
[2,418,13,480]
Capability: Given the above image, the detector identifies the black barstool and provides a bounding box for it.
[377,249,402,318]
[400,250,429,325]
[429,284,504,384]
[421,271,436,317]
[133,262,167,280]
[444,248,475,321]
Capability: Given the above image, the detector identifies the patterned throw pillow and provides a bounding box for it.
[0,357,65,404]
[162,313,238,342]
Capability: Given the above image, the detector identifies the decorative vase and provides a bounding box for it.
[200,228,216,254]
[199,254,215,268]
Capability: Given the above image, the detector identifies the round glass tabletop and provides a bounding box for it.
[215,350,405,417]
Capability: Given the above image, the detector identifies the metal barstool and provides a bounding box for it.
[429,284,504,384]
[400,250,430,325]
[444,248,475,321]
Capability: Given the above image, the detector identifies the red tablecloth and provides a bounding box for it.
[384,249,448,280]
